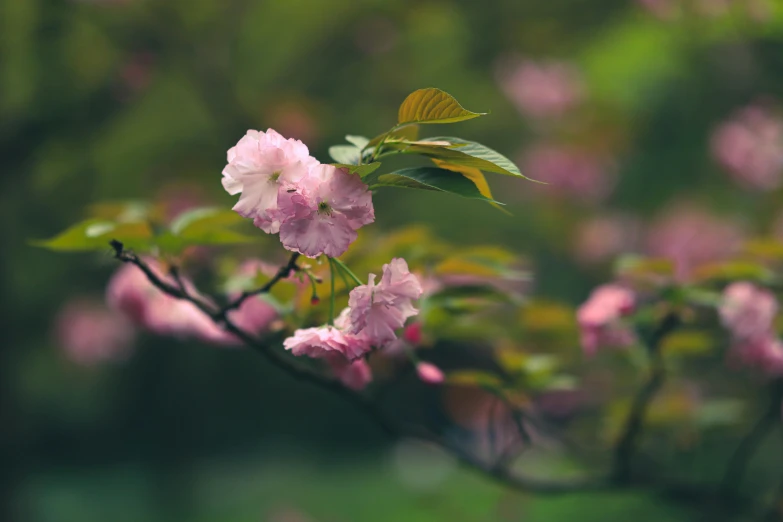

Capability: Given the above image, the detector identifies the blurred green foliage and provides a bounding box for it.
[4,0,783,520]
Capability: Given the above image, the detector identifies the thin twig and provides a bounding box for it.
[719,380,783,504]
[612,312,680,482]
[217,253,301,318]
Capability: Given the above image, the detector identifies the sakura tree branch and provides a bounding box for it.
[612,312,680,483]
[107,242,709,501]
[217,252,301,318]
[719,379,783,504]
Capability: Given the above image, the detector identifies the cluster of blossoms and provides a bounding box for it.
[222,129,374,258]
[711,103,783,192]
[719,282,783,375]
[576,284,637,356]
[284,258,424,389]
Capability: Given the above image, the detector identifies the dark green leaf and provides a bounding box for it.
[31,219,152,252]
[330,162,381,178]
[373,167,503,204]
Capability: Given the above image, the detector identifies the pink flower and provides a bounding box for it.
[348,259,423,347]
[728,335,783,376]
[416,362,445,384]
[645,205,744,281]
[283,326,368,361]
[520,145,616,204]
[327,357,373,390]
[577,284,636,355]
[106,262,238,345]
[711,104,783,191]
[720,282,778,341]
[222,129,316,233]
[497,58,583,119]
[55,299,135,366]
[277,164,374,258]
[574,215,642,265]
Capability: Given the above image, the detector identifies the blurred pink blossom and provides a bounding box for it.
[268,104,320,147]
[106,261,237,345]
[283,326,369,361]
[497,58,583,119]
[55,299,135,366]
[719,282,778,341]
[720,282,783,376]
[645,205,744,281]
[327,357,373,390]
[520,145,616,204]
[711,103,783,191]
[576,284,636,356]
[416,362,445,385]
[574,214,642,265]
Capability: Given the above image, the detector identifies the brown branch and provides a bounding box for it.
[216,252,301,318]
[719,380,783,504]
[108,241,715,501]
[612,312,680,483]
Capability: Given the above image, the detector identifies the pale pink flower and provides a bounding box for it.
[711,104,783,191]
[574,215,642,265]
[277,164,374,258]
[497,58,583,119]
[720,282,778,341]
[222,129,316,233]
[348,259,422,347]
[55,299,135,366]
[283,326,368,361]
[576,284,636,355]
[327,356,373,390]
[728,335,783,376]
[417,362,445,384]
[106,262,238,345]
[645,205,744,281]
[637,0,678,19]
[520,145,616,204]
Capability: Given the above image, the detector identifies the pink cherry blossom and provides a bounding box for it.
[348,259,422,347]
[574,214,642,265]
[277,164,374,258]
[576,284,637,355]
[283,325,369,361]
[711,104,783,191]
[728,335,783,376]
[222,129,317,233]
[327,356,373,390]
[497,58,583,119]
[417,362,445,384]
[520,144,616,204]
[106,262,238,345]
[645,204,744,281]
[55,299,135,366]
[719,282,778,341]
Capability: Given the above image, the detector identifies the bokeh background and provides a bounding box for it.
[4,0,783,520]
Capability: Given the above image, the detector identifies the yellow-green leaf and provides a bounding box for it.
[32,219,153,252]
[398,88,484,125]
[432,159,508,213]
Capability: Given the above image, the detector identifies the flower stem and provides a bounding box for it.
[332,258,362,286]
[328,258,336,326]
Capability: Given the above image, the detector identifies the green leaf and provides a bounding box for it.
[345,135,370,150]
[32,219,152,252]
[398,88,484,125]
[170,207,246,236]
[367,125,420,147]
[392,137,530,180]
[432,158,508,214]
[330,162,381,179]
[328,145,361,165]
[446,370,503,389]
[373,167,502,204]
